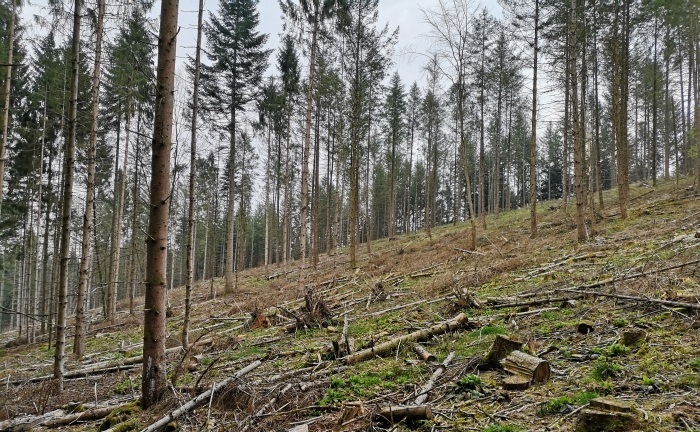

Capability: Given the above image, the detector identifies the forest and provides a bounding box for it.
[0,0,699,429]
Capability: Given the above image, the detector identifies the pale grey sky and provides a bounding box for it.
[22,0,504,88]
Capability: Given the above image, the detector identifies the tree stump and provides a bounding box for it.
[502,375,530,390]
[622,329,646,347]
[576,409,639,431]
[502,350,551,383]
[484,335,523,368]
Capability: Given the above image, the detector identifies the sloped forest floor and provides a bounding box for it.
[1,179,699,432]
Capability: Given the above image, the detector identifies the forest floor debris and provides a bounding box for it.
[1,179,699,431]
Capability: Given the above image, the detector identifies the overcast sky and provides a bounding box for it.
[22,0,504,89]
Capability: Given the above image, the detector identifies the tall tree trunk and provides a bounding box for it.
[142,0,178,409]
[570,0,586,242]
[652,16,659,187]
[182,0,204,351]
[54,0,82,392]
[75,0,104,359]
[0,0,16,220]
[128,111,142,315]
[300,16,319,280]
[0,0,16,312]
[108,105,132,320]
[529,0,539,238]
[225,110,237,294]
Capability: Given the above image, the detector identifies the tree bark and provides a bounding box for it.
[75,0,105,359]
[529,0,539,238]
[142,0,178,409]
[300,16,319,280]
[570,0,586,242]
[182,0,204,351]
[0,0,16,220]
[54,0,82,393]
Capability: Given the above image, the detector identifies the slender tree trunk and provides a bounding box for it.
[75,0,104,359]
[529,0,539,238]
[0,1,17,309]
[570,0,586,242]
[128,111,141,315]
[182,0,203,351]
[225,109,237,294]
[108,105,132,319]
[562,34,570,213]
[142,0,178,409]
[652,16,659,187]
[54,0,82,392]
[0,0,16,220]
[300,16,319,280]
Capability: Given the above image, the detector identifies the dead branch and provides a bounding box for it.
[131,360,262,432]
[414,352,454,405]
[561,288,700,311]
[343,313,472,365]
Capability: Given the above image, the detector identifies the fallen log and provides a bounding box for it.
[562,288,700,311]
[373,405,433,424]
[43,406,119,428]
[0,409,63,431]
[413,344,437,362]
[414,352,454,405]
[502,350,550,383]
[10,339,213,386]
[343,313,471,365]
[561,258,700,292]
[488,295,585,310]
[132,360,262,432]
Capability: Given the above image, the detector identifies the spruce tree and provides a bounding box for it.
[202,0,270,294]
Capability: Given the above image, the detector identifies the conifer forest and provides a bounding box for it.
[0,0,699,431]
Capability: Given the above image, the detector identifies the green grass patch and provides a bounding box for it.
[612,318,628,328]
[592,358,624,380]
[319,362,420,406]
[469,325,506,338]
[690,358,700,371]
[538,391,599,416]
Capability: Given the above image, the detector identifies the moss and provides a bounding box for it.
[100,402,141,431]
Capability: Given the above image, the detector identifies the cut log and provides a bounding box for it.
[131,360,261,432]
[343,313,470,365]
[483,335,522,368]
[502,351,550,383]
[413,344,437,362]
[287,425,309,432]
[373,405,433,424]
[502,375,531,391]
[621,329,646,347]
[414,352,454,405]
